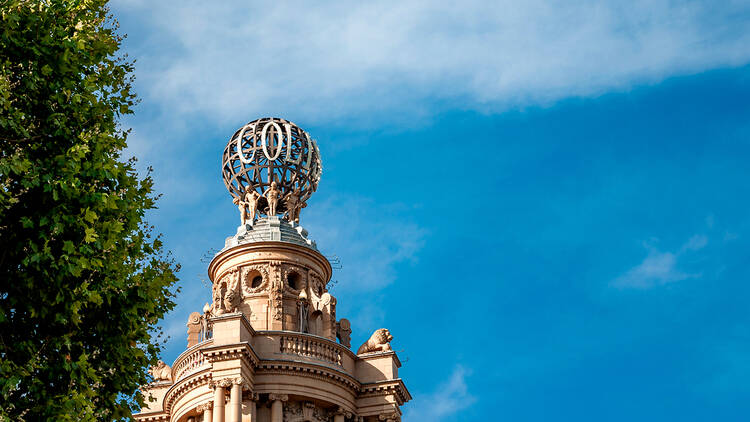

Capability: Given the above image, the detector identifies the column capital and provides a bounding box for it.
[210,378,234,389]
[268,393,288,402]
[196,402,213,413]
[243,391,259,401]
[378,413,400,422]
[334,407,353,418]
[231,377,252,391]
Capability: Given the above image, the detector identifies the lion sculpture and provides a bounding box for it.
[149,360,173,383]
[356,328,393,355]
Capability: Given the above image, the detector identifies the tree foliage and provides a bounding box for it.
[0,0,179,419]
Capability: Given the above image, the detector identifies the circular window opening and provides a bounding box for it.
[287,272,301,290]
[251,275,263,288]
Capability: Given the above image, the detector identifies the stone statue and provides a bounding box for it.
[201,302,212,340]
[265,181,281,216]
[356,328,393,355]
[243,187,261,225]
[283,186,306,225]
[298,290,309,333]
[233,186,261,226]
[149,360,172,382]
[336,318,352,348]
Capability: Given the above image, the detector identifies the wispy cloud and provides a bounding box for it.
[611,235,708,289]
[112,0,750,125]
[404,365,476,421]
[304,195,426,292]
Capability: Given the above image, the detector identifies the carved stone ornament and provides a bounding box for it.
[148,360,173,383]
[241,264,269,296]
[378,413,400,422]
[334,407,353,418]
[195,402,213,413]
[282,264,307,294]
[357,328,394,355]
[222,117,322,222]
[283,401,331,422]
[213,268,241,315]
[269,393,289,402]
[210,378,235,389]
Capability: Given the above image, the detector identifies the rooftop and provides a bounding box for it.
[222,216,317,251]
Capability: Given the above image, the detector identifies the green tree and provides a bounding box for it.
[0,0,179,419]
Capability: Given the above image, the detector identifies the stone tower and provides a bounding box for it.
[135,118,410,422]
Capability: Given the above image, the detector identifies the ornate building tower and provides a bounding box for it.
[136,118,410,422]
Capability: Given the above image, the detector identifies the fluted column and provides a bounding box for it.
[229,378,243,422]
[205,403,213,422]
[212,379,231,422]
[243,392,259,422]
[269,394,288,422]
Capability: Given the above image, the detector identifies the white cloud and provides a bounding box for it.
[112,0,750,126]
[611,235,707,289]
[404,365,476,421]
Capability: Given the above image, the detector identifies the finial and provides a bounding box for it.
[222,118,322,225]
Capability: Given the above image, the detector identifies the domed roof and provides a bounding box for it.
[222,216,317,251]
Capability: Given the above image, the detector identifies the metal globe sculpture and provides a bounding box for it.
[222,117,322,224]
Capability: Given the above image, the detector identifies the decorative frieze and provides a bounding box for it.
[283,400,332,422]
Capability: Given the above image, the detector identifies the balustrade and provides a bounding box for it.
[279,334,342,366]
[172,339,212,381]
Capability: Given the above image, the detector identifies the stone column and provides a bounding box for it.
[243,392,259,422]
[205,403,214,422]
[269,393,288,422]
[228,378,243,422]
[212,380,229,422]
[196,403,213,422]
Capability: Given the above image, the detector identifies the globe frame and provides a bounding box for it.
[222,117,322,217]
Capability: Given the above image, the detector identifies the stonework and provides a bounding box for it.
[135,118,409,422]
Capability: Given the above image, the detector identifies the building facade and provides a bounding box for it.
[135,118,409,422]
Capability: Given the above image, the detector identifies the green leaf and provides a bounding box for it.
[83,227,97,243]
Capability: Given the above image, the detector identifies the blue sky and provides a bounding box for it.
[111,1,750,420]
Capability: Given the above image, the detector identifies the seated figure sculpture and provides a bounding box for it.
[149,360,172,383]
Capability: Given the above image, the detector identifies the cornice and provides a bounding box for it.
[202,341,259,367]
[257,359,361,392]
[359,379,412,405]
[208,241,332,283]
[357,350,402,367]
